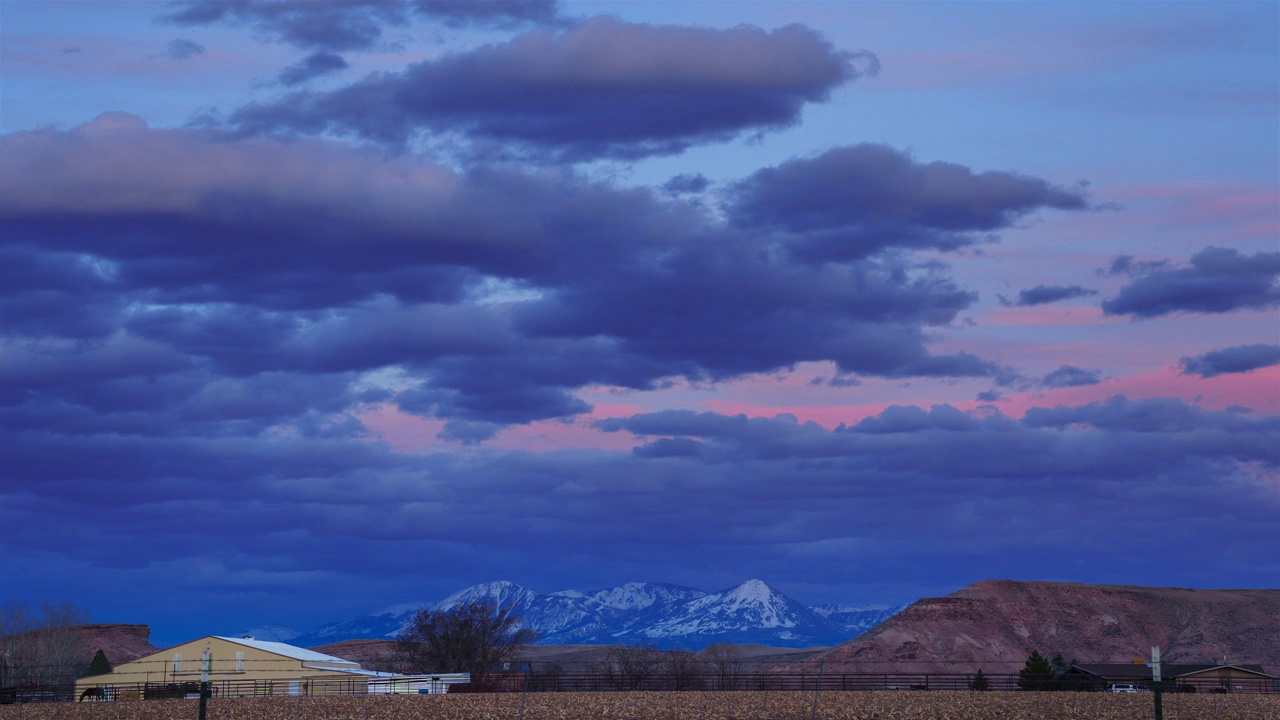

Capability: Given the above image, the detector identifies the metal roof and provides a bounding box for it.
[1071,663,1275,680]
[212,636,359,665]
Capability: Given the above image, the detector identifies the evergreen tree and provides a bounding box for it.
[1018,650,1053,690]
[970,668,990,691]
[88,649,111,676]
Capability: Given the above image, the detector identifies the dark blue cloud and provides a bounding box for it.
[164,38,206,60]
[1042,365,1103,388]
[1022,395,1271,434]
[726,144,1088,261]
[849,404,981,434]
[160,0,408,52]
[2,117,1045,431]
[160,0,558,53]
[661,173,711,195]
[3,397,1276,638]
[999,284,1097,306]
[1102,246,1280,317]
[632,437,703,458]
[1100,254,1168,278]
[228,18,865,160]
[412,0,562,28]
[278,51,349,85]
[1180,344,1280,378]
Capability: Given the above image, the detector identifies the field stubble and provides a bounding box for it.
[0,691,1275,720]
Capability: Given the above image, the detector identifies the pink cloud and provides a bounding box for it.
[359,360,1277,455]
[1104,183,1280,245]
[977,365,1280,417]
[357,403,448,452]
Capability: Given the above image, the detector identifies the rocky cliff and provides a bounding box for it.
[815,580,1280,675]
[72,624,158,667]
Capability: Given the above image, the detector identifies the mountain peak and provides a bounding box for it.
[725,579,774,602]
[588,581,706,611]
[437,580,536,610]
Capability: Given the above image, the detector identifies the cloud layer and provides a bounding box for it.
[160,0,563,52]
[2,115,1087,436]
[229,18,870,160]
[2,2,1276,642]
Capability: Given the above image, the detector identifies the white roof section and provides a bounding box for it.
[332,667,401,677]
[213,636,358,665]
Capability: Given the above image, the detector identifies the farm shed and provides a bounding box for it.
[75,635,398,697]
[1070,662,1276,693]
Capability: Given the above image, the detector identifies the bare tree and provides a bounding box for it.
[0,602,91,688]
[593,642,662,690]
[396,599,538,681]
[703,642,747,690]
[661,647,708,690]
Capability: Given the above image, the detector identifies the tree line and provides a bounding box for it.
[393,600,1105,694]
[0,601,109,689]
[391,599,748,685]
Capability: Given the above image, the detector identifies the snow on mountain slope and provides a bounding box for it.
[623,579,848,647]
[812,603,910,635]
[428,580,614,641]
[435,581,539,612]
[293,579,899,649]
[585,582,706,612]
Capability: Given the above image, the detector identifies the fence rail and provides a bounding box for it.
[4,670,1275,704]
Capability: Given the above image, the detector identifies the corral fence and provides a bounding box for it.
[514,671,1277,695]
[6,671,1274,704]
[1,676,464,704]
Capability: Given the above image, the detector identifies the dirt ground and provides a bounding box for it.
[1,690,1276,720]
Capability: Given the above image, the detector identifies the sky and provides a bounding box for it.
[0,0,1277,648]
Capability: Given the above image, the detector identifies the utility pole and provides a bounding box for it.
[198,647,211,720]
[1149,646,1163,720]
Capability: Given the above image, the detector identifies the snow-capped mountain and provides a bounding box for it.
[293,602,429,647]
[812,603,911,636]
[577,582,707,612]
[616,579,848,647]
[292,580,901,650]
[434,580,617,642]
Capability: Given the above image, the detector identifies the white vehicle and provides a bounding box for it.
[1106,683,1146,693]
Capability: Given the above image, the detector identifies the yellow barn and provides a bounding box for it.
[75,635,397,698]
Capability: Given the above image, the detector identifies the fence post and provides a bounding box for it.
[1150,647,1163,720]
[518,663,530,720]
[809,659,824,720]
[198,647,211,720]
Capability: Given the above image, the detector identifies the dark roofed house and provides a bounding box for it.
[1070,662,1277,694]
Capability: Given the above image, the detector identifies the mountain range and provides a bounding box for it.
[268,580,904,650]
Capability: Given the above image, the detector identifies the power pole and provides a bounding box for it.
[1149,646,1163,720]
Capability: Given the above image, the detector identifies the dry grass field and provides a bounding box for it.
[1,691,1276,720]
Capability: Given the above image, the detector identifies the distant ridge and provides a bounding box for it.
[814,580,1280,675]
[63,624,158,664]
[292,580,906,650]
